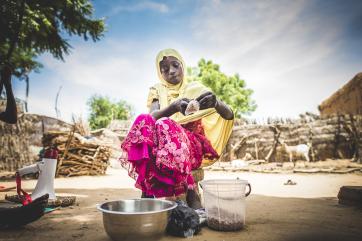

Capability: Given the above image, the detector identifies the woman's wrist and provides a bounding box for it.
[169,102,179,115]
[214,98,220,110]
[155,103,178,119]
[214,98,234,120]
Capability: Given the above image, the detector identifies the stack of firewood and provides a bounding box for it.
[42,131,111,177]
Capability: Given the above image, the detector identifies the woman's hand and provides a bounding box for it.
[150,98,190,120]
[196,91,217,110]
[171,98,190,115]
[196,91,234,120]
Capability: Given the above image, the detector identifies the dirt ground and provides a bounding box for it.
[1,168,362,241]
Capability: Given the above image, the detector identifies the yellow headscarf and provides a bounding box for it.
[147,49,234,167]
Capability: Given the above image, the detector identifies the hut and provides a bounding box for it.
[319,73,362,117]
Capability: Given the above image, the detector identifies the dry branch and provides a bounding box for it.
[43,131,111,177]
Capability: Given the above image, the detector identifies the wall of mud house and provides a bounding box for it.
[1,114,361,172]
[0,114,72,172]
[112,115,361,163]
[225,114,361,163]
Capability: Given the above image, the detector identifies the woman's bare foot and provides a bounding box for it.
[165,196,178,201]
[186,189,202,209]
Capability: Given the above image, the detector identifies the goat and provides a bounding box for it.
[280,141,310,162]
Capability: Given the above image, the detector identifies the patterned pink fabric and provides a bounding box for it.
[119,114,218,197]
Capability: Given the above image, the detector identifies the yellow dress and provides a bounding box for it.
[147,49,234,167]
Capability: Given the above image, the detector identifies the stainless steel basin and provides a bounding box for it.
[97,199,177,241]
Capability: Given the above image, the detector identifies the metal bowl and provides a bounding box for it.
[97,199,177,241]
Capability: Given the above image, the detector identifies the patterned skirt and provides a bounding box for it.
[119,114,218,197]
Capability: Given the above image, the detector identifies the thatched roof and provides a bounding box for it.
[319,72,362,111]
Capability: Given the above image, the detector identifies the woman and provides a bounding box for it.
[120,49,234,209]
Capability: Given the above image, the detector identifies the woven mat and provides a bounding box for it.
[5,195,76,208]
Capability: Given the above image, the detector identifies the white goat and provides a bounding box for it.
[281,141,310,162]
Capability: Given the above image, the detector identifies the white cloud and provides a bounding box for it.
[110,1,169,15]
[18,0,361,123]
[21,37,204,122]
[187,0,357,118]
[24,40,164,122]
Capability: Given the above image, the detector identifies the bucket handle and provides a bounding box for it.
[245,183,251,197]
[199,182,252,197]
[96,203,101,211]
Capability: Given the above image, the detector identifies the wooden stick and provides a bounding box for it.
[56,127,75,176]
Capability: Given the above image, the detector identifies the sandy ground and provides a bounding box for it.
[1,168,362,241]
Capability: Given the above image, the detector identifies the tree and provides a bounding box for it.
[0,45,43,111]
[188,59,256,118]
[0,0,105,110]
[0,46,43,111]
[87,95,133,130]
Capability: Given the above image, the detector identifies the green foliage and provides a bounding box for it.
[0,44,42,78]
[0,0,105,63]
[87,95,133,130]
[188,59,256,118]
[0,0,105,108]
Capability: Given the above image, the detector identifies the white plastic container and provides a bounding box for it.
[200,179,251,231]
[17,158,57,200]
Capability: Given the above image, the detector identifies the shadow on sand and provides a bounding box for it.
[0,188,361,241]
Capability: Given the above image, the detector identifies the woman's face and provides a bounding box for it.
[159,56,183,85]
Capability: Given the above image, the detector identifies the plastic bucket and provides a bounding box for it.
[200,179,251,231]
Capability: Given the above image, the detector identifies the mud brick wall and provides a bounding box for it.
[226,115,362,163]
[113,115,362,163]
[0,114,72,172]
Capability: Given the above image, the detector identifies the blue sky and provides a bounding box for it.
[12,0,362,122]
